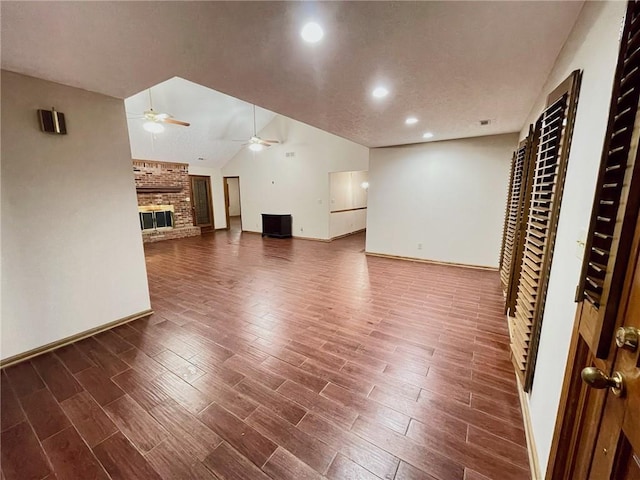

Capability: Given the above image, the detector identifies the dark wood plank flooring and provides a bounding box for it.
[1,231,530,479]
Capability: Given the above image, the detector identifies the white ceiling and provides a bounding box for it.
[1,1,584,148]
[125,77,276,169]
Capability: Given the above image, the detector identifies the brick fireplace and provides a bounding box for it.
[133,159,200,243]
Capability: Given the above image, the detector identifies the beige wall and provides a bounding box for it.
[366,133,518,268]
[1,70,151,360]
[329,170,368,239]
[227,177,241,217]
[516,1,627,474]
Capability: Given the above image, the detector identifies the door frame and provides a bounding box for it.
[189,175,215,231]
[223,176,241,231]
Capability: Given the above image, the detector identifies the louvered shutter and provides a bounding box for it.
[511,71,582,389]
[577,0,640,358]
[499,151,519,293]
[505,127,537,316]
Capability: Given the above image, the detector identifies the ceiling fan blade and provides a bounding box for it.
[261,139,280,144]
[155,113,171,121]
[162,118,190,127]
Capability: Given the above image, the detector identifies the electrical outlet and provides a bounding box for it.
[417,243,423,250]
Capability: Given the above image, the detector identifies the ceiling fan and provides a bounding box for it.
[239,104,279,151]
[128,89,191,133]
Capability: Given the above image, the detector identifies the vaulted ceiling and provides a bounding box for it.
[125,77,276,169]
[1,1,584,147]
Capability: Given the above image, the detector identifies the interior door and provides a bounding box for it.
[190,175,214,231]
[546,1,640,477]
[588,232,640,478]
[223,177,231,230]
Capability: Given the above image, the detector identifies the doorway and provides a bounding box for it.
[223,176,242,231]
[189,175,214,233]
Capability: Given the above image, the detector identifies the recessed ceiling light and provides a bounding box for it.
[422,132,434,139]
[372,86,389,99]
[405,117,418,125]
[301,22,324,43]
[249,143,264,152]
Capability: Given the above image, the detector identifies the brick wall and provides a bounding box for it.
[133,159,200,243]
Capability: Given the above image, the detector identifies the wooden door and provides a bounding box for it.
[223,177,231,230]
[546,1,640,477]
[189,175,214,231]
[588,232,640,478]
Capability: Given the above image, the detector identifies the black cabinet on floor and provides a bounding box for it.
[261,214,292,238]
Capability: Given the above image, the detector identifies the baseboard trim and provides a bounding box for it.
[237,230,364,243]
[516,374,542,480]
[364,251,498,271]
[0,308,154,369]
[291,235,330,242]
[329,229,366,241]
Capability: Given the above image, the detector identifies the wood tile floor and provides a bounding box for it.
[1,231,530,480]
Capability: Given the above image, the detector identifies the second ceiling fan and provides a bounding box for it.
[242,104,279,151]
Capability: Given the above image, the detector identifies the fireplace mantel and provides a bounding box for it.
[135,186,183,194]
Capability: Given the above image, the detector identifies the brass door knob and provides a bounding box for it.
[581,367,625,397]
[615,326,639,352]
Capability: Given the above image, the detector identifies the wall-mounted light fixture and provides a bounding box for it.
[38,107,67,134]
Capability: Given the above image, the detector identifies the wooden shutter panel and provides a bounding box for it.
[500,151,519,293]
[577,0,640,358]
[511,71,582,390]
[505,126,537,316]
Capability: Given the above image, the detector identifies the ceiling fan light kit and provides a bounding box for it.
[143,121,165,133]
[243,105,279,152]
[130,89,191,133]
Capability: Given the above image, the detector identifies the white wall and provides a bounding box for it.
[1,70,151,360]
[227,177,241,216]
[330,209,368,239]
[329,170,368,239]
[188,165,226,229]
[518,2,626,474]
[222,115,369,240]
[330,170,368,211]
[366,133,518,267]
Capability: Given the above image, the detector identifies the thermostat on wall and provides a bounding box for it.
[38,108,67,134]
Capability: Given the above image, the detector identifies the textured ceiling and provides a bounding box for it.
[1,1,584,147]
[125,77,276,169]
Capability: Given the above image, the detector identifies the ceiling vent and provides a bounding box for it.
[479,119,491,126]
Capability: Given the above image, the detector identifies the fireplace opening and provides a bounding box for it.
[139,205,174,232]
